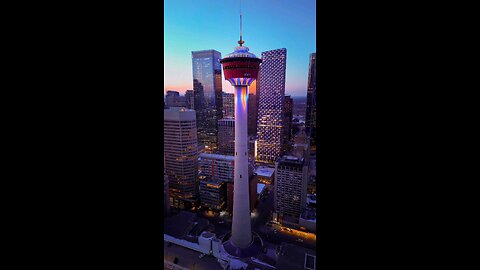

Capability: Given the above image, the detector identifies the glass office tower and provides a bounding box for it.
[192,50,223,153]
[305,53,316,146]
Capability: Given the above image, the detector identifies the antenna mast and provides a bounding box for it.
[238,0,244,46]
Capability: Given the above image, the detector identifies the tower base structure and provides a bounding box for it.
[221,231,263,259]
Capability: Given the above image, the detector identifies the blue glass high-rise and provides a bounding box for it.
[192,50,223,152]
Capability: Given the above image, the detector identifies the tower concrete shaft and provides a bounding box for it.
[230,85,252,248]
[220,41,261,254]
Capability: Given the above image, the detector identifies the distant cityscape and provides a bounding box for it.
[164,2,316,270]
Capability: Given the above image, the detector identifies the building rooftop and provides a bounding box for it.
[199,177,225,188]
[164,107,196,121]
[164,211,210,239]
[199,153,235,162]
[257,183,266,195]
[164,241,223,270]
[277,156,306,168]
[276,243,316,270]
[255,166,275,178]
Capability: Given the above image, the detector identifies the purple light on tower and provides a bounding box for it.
[219,12,262,255]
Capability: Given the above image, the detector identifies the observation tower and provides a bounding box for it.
[219,13,263,258]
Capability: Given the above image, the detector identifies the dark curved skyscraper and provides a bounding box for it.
[305,53,316,146]
[192,50,223,152]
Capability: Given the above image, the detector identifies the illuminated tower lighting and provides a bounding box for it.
[219,10,263,257]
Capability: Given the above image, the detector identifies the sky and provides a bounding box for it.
[164,0,316,97]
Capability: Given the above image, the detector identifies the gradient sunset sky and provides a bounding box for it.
[164,0,316,97]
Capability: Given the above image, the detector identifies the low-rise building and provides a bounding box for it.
[199,177,226,211]
[299,208,316,233]
[255,166,275,185]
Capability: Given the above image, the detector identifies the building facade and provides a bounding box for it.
[305,53,316,146]
[164,174,170,216]
[192,50,223,153]
[165,90,179,108]
[198,153,256,214]
[199,177,226,211]
[274,156,308,222]
[284,95,293,151]
[256,48,287,164]
[198,153,235,182]
[248,136,256,160]
[248,80,257,136]
[222,92,234,118]
[255,166,275,185]
[164,107,199,210]
[185,90,194,110]
[217,118,235,156]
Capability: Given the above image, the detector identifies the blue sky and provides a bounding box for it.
[164,0,316,97]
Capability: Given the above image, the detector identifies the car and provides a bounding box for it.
[296,239,303,243]
[198,253,206,259]
[218,221,224,224]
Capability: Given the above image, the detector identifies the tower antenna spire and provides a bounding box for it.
[238,0,244,46]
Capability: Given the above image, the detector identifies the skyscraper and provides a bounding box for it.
[192,50,223,153]
[165,90,179,108]
[184,90,194,110]
[284,95,293,149]
[247,80,257,136]
[274,156,308,223]
[164,174,170,216]
[166,90,186,108]
[305,53,316,146]
[222,92,234,118]
[218,118,235,156]
[164,107,199,210]
[256,48,287,164]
